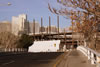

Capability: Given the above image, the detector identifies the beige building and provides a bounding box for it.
[29,22,40,34]
[39,26,45,33]
[12,14,29,35]
[45,26,57,33]
[0,21,11,33]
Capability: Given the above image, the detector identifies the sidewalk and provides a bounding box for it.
[58,50,96,67]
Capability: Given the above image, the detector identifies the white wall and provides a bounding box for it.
[28,40,60,52]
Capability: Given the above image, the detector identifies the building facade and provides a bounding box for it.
[39,26,45,33]
[0,21,11,33]
[12,14,29,35]
[29,22,40,34]
[45,26,58,33]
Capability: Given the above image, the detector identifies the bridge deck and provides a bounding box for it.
[58,50,96,67]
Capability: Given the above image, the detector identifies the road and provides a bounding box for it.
[0,52,65,67]
[0,50,95,67]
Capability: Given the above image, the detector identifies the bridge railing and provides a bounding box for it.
[77,46,100,67]
[0,48,27,52]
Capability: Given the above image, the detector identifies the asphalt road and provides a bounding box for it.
[0,52,65,67]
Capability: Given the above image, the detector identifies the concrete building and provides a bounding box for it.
[29,22,40,34]
[0,21,11,33]
[39,26,46,33]
[12,14,29,35]
[45,26,57,33]
[51,26,57,33]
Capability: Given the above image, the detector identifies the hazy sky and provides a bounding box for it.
[0,0,71,28]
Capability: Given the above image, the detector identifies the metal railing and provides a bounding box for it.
[77,46,100,67]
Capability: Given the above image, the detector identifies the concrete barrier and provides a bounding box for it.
[77,46,100,67]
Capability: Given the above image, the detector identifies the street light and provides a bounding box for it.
[7,3,11,6]
[0,2,11,6]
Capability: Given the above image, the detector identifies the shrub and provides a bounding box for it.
[17,34,33,48]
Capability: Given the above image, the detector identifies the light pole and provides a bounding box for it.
[71,12,74,48]
[57,15,59,40]
[49,16,51,34]
[33,19,35,41]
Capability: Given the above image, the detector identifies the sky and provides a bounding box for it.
[0,0,71,28]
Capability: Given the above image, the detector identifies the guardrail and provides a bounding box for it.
[0,48,27,52]
[77,46,100,67]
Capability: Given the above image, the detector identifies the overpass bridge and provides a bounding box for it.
[0,31,100,67]
[29,32,80,49]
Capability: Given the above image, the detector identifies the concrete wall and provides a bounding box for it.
[28,40,60,52]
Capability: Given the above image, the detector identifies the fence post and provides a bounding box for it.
[88,50,91,60]
[91,52,95,64]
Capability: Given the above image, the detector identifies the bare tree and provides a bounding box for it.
[48,0,100,49]
[0,32,19,48]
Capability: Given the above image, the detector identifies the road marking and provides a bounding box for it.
[53,51,71,67]
[2,61,15,65]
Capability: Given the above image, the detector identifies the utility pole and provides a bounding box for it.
[48,16,51,40]
[64,29,67,48]
[27,20,30,35]
[33,19,35,41]
[49,16,51,34]
[71,12,74,49]
[57,15,59,40]
[41,17,43,40]
[41,17,43,34]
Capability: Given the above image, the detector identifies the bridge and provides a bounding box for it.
[29,32,80,49]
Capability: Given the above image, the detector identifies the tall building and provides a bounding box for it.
[12,14,29,35]
[0,21,11,33]
[45,25,57,33]
[39,26,45,33]
[29,22,40,34]
[51,26,57,33]
[59,28,64,33]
